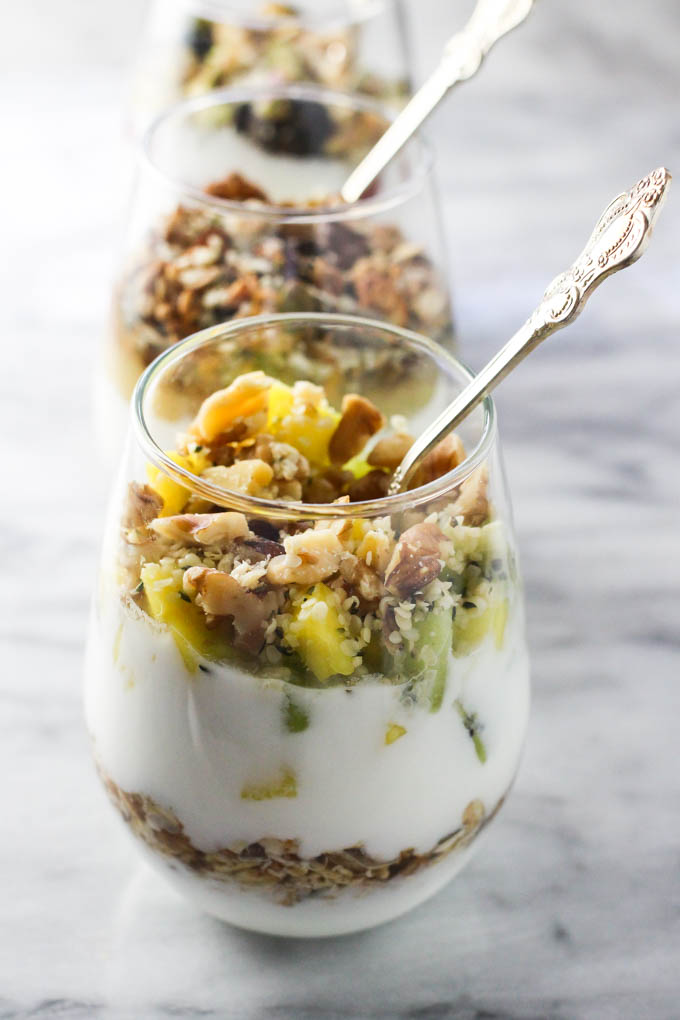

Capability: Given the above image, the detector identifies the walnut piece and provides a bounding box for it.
[367,432,414,471]
[204,172,269,203]
[347,469,391,503]
[304,468,354,503]
[356,527,394,573]
[183,566,274,654]
[236,537,286,561]
[329,393,385,466]
[149,512,249,545]
[338,555,385,603]
[350,258,408,327]
[267,528,343,585]
[410,432,466,489]
[451,465,489,526]
[239,434,310,483]
[385,521,445,597]
[124,482,163,529]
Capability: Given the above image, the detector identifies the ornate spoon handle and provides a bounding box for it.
[341,0,535,204]
[389,168,671,495]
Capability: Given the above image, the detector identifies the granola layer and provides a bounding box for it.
[101,767,503,906]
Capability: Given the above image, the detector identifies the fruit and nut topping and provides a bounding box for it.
[177,4,409,107]
[115,173,451,385]
[121,372,512,693]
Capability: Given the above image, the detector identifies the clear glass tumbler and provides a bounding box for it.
[85,313,530,937]
[97,85,454,462]
[130,0,412,134]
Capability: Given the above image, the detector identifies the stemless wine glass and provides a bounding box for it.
[97,85,454,464]
[85,313,530,937]
[130,0,412,134]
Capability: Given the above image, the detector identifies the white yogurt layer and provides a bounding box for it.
[85,584,530,863]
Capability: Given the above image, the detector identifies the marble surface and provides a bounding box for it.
[2,1,679,1017]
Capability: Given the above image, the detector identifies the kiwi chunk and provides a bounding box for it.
[396,606,452,713]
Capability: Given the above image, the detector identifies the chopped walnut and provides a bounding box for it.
[304,468,354,503]
[236,537,286,562]
[338,555,385,603]
[183,566,275,654]
[329,393,385,465]
[356,528,394,573]
[451,465,489,526]
[267,528,343,585]
[350,258,408,327]
[313,498,353,542]
[173,232,224,270]
[347,469,391,502]
[123,482,163,530]
[275,480,303,501]
[209,275,258,310]
[410,433,467,489]
[367,432,414,471]
[385,521,445,598]
[204,172,269,202]
[239,434,310,483]
[149,512,249,546]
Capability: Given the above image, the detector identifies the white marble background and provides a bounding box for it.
[2,1,679,1017]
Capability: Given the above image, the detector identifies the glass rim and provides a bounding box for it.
[132,312,497,523]
[141,83,433,224]
[174,0,389,32]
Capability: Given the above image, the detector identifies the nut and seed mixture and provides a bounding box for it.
[101,767,503,905]
[121,370,513,696]
[179,4,409,107]
[114,171,452,393]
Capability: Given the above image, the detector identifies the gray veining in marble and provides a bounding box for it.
[1,1,679,1017]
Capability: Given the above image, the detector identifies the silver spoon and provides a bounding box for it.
[389,167,671,495]
[341,0,535,204]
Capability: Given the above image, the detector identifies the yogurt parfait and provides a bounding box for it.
[131,0,411,133]
[86,314,529,936]
[98,87,453,462]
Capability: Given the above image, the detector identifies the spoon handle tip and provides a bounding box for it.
[388,166,671,496]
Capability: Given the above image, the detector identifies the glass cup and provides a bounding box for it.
[130,0,412,135]
[85,313,530,937]
[97,85,454,465]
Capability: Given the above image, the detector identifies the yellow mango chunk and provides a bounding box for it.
[267,384,340,467]
[385,723,407,745]
[453,599,509,657]
[146,448,210,517]
[140,562,230,672]
[286,583,356,682]
[241,767,298,801]
[273,410,340,467]
[267,380,294,427]
[350,518,369,544]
